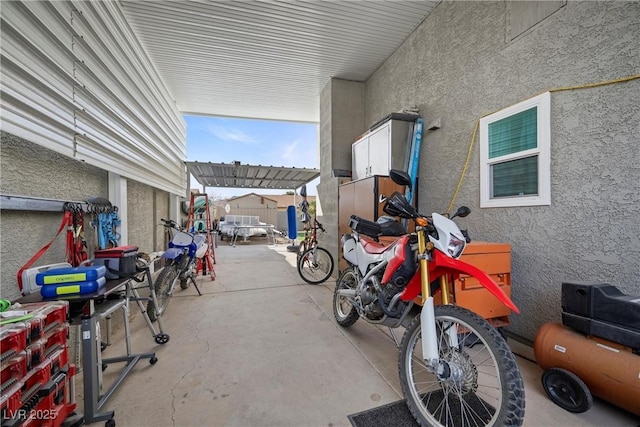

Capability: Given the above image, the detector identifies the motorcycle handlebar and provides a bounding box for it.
[160,218,180,229]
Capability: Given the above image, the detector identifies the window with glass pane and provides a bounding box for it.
[492,156,538,197]
[488,108,537,158]
[479,91,551,207]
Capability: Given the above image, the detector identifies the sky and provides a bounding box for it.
[185,115,320,199]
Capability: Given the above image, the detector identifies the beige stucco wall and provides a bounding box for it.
[1,132,173,301]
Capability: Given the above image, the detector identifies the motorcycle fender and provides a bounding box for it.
[163,247,184,260]
[381,235,410,284]
[399,251,519,313]
[342,234,358,265]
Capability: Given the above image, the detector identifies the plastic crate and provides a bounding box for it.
[1,327,28,361]
[17,302,69,333]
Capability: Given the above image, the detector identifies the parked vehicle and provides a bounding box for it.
[147,219,205,321]
[218,215,269,241]
[333,169,525,427]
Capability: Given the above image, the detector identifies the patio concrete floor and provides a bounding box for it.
[80,242,639,427]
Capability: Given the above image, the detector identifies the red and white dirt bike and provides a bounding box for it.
[333,169,525,427]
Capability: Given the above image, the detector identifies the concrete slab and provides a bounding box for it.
[80,243,639,427]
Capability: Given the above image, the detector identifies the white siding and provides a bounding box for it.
[1,0,186,195]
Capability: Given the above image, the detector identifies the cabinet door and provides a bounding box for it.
[367,123,391,176]
[352,137,369,180]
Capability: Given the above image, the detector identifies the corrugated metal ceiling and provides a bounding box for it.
[119,0,438,123]
[186,161,319,190]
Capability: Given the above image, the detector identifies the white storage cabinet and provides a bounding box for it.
[351,119,410,180]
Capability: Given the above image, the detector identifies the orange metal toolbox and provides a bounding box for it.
[455,241,512,325]
[419,241,513,327]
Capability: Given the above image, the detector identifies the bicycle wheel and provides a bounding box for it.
[297,247,334,284]
[147,263,179,322]
[399,305,525,427]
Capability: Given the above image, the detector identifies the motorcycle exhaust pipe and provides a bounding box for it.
[337,289,356,298]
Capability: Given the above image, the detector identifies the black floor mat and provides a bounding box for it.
[348,391,495,427]
[348,400,419,427]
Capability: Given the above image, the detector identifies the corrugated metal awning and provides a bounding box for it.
[186,161,319,190]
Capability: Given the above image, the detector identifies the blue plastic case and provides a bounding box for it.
[40,277,107,298]
[36,266,107,286]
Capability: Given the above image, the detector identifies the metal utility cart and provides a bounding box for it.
[15,260,170,427]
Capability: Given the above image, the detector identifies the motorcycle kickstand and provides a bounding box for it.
[388,327,400,348]
[190,276,202,296]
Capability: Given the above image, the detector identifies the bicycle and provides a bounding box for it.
[296,217,334,284]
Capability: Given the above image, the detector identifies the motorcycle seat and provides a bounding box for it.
[360,235,394,254]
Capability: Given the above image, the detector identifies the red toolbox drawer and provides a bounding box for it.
[1,326,28,360]
[1,353,28,386]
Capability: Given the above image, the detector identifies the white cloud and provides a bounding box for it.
[281,139,300,159]
[206,124,258,144]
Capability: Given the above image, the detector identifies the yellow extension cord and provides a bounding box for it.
[445,73,640,213]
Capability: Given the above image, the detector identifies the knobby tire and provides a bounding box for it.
[399,305,525,427]
[332,267,360,327]
[147,264,179,322]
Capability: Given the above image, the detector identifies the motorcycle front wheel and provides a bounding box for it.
[399,305,525,427]
[297,247,334,284]
[147,263,179,322]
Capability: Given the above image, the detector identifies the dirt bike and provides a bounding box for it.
[333,169,525,427]
[147,219,206,321]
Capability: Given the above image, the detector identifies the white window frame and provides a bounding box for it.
[480,92,551,208]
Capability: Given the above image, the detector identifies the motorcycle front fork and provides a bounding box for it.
[418,255,459,374]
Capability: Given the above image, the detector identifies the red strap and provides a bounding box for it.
[70,210,88,267]
[17,211,72,294]
[66,215,74,266]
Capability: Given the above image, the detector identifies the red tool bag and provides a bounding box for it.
[17,203,89,295]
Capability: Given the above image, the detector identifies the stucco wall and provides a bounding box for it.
[317,79,365,263]
[364,1,640,340]
[1,132,172,301]
[126,180,170,254]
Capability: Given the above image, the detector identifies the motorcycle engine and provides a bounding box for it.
[361,275,384,320]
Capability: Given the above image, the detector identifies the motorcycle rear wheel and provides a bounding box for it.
[297,247,334,284]
[399,305,525,427]
[332,267,359,327]
[147,263,179,322]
